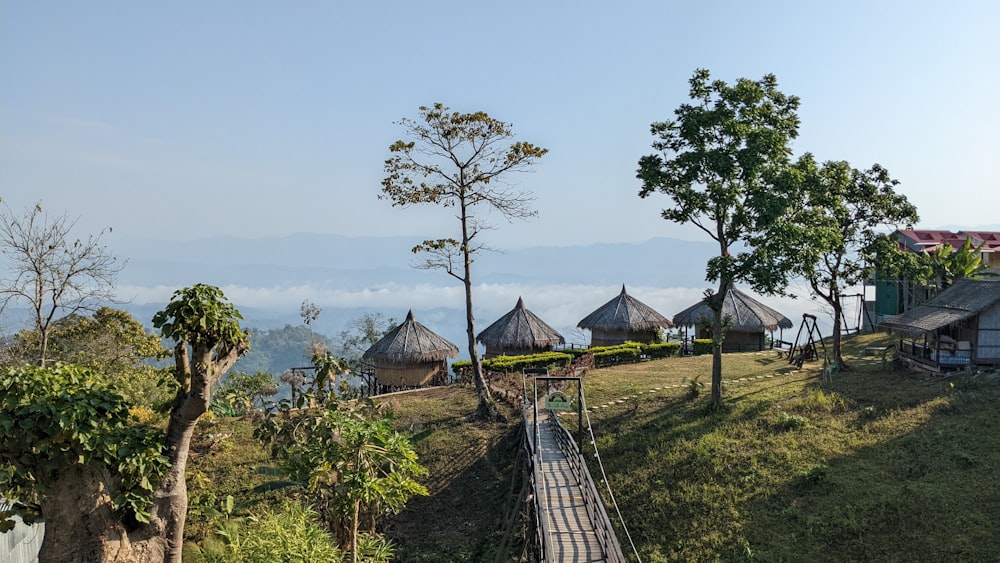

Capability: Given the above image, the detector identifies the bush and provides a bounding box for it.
[692,339,713,356]
[198,500,343,562]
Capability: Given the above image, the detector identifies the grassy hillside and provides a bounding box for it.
[574,332,1000,562]
[188,332,999,561]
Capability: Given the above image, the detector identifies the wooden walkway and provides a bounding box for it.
[527,407,625,563]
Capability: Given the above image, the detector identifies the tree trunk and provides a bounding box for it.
[709,281,729,408]
[36,465,147,562]
[460,203,497,421]
[148,341,241,563]
[349,499,362,563]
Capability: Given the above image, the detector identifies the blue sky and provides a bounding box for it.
[1,0,998,251]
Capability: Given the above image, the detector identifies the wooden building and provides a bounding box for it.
[577,285,673,346]
[362,310,458,388]
[879,278,1000,371]
[477,297,564,358]
[672,288,793,353]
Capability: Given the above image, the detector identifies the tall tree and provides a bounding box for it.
[0,202,123,366]
[771,155,918,369]
[381,103,547,420]
[637,69,800,407]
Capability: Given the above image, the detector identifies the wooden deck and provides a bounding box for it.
[527,407,624,562]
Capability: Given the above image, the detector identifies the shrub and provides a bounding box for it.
[208,500,343,562]
[644,342,682,359]
[776,410,809,430]
[692,339,713,355]
[685,375,704,399]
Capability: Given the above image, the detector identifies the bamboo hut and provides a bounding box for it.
[577,285,673,346]
[362,310,458,388]
[673,288,793,352]
[477,297,565,358]
[879,279,1000,371]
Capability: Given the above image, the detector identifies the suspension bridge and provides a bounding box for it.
[517,369,635,562]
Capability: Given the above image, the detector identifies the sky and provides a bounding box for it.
[2,1,998,252]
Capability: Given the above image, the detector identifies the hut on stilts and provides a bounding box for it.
[577,285,673,346]
[362,310,458,391]
[477,297,565,358]
[673,288,793,353]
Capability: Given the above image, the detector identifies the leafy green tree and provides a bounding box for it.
[150,284,250,562]
[0,202,123,366]
[12,306,173,405]
[258,400,427,562]
[382,103,548,420]
[0,363,169,561]
[770,155,918,369]
[638,69,800,407]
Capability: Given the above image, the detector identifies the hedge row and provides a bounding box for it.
[451,341,683,376]
[451,351,574,377]
[692,339,713,355]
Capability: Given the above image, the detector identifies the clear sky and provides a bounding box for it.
[1,1,998,250]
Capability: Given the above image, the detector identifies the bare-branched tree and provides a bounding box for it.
[0,202,123,366]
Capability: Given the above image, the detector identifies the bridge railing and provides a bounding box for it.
[549,411,627,563]
[523,375,555,562]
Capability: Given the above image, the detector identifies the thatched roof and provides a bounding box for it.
[362,310,458,363]
[879,279,1000,338]
[477,297,565,349]
[673,288,793,331]
[577,285,673,331]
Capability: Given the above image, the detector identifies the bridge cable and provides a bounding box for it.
[580,386,643,562]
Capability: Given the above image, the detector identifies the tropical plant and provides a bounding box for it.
[258,399,428,562]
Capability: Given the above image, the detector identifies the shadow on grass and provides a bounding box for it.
[384,406,524,563]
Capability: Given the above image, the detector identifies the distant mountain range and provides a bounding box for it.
[5,233,831,373]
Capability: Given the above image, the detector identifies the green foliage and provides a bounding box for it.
[0,363,168,524]
[920,238,996,289]
[213,370,279,415]
[684,375,704,399]
[257,400,428,550]
[692,338,713,355]
[775,410,810,430]
[193,500,343,563]
[12,307,175,407]
[452,342,682,377]
[153,284,247,349]
[637,68,801,295]
[235,324,335,375]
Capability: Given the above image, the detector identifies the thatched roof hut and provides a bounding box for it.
[879,279,1000,369]
[577,285,673,346]
[477,297,565,358]
[362,310,458,388]
[673,288,793,352]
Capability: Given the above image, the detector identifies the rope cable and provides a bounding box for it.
[579,386,642,562]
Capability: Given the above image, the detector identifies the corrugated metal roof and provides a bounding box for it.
[879,279,1000,337]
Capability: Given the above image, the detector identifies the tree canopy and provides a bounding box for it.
[637,69,801,406]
